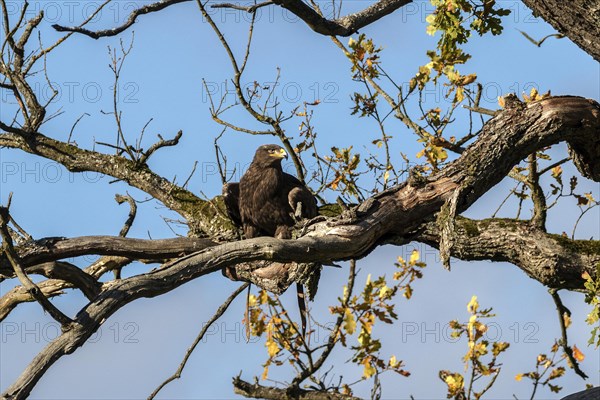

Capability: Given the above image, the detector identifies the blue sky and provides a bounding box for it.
[1,1,599,399]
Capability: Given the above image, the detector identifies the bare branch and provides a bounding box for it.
[0,236,215,277]
[417,217,599,291]
[115,194,138,238]
[211,1,274,13]
[24,262,101,300]
[52,0,193,39]
[138,130,183,165]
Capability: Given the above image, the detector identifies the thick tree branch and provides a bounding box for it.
[0,236,215,277]
[24,262,101,300]
[271,0,411,36]
[416,217,599,291]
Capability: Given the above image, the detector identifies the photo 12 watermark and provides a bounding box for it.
[1,321,140,344]
[399,321,541,344]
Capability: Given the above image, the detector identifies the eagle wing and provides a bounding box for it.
[225,171,317,239]
[222,182,242,227]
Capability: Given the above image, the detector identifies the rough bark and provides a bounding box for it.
[233,376,361,400]
[522,0,600,62]
[417,217,600,291]
[561,387,600,400]
[0,236,215,277]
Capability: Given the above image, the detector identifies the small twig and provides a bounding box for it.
[214,129,228,184]
[7,213,32,243]
[463,105,498,116]
[517,30,565,47]
[549,289,588,379]
[182,161,199,189]
[67,113,90,144]
[138,130,183,165]
[571,203,598,240]
[115,194,137,238]
[211,1,274,13]
[148,283,249,399]
[108,35,136,160]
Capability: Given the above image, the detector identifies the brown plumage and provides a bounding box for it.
[223,144,317,240]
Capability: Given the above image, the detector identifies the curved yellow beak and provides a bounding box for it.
[272,148,288,159]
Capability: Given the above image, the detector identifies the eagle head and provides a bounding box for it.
[252,144,288,166]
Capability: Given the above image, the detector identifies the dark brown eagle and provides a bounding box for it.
[223,144,317,337]
[223,144,317,240]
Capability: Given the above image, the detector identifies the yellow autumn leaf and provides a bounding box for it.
[259,290,268,305]
[515,373,523,381]
[262,365,269,380]
[343,308,356,335]
[537,354,547,363]
[362,313,375,334]
[379,285,392,299]
[248,294,258,307]
[410,250,420,264]
[383,170,390,184]
[563,312,571,328]
[498,96,505,108]
[444,373,464,392]
[530,87,539,98]
[551,165,563,178]
[389,355,399,367]
[581,271,591,280]
[572,345,585,362]
[460,73,477,85]
[266,337,279,357]
[363,359,376,379]
[455,86,464,103]
[467,295,479,313]
[584,192,596,203]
